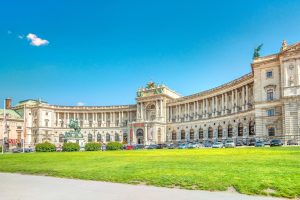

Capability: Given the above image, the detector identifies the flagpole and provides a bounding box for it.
[22,104,26,153]
[2,100,5,154]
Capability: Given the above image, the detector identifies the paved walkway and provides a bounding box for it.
[0,173,286,200]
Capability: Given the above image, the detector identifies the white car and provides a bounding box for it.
[212,142,224,148]
[224,140,235,148]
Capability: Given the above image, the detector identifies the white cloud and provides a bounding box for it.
[18,35,24,39]
[26,33,49,46]
[76,102,85,106]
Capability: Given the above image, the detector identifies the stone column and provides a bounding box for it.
[144,125,148,145]
[242,86,245,111]
[215,96,218,116]
[231,90,235,113]
[224,93,228,114]
[221,94,224,115]
[205,98,208,118]
[245,84,249,110]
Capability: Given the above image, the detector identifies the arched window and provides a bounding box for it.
[218,126,222,138]
[157,128,162,144]
[115,133,120,142]
[190,129,194,140]
[208,127,213,139]
[181,130,186,140]
[238,123,243,137]
[228,124,233,138]
[88,133,93,142]
[249,121,255,136]
[59,134,64,143]
[199,128,203,140]
[268,127,275,136]
[267,89,274,101]
[106,133,110,142]
[172,130,177,140]
[97,133,102,142]
[123,133,128,143]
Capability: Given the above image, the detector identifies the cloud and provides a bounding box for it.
[76,102,85,106]
[18,35,24,39]
[26,33,49,46]
[7,30,12,34]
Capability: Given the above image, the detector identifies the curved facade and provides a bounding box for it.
[2,40,300,147]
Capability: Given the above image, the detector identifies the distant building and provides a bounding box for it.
[1,40,300,148]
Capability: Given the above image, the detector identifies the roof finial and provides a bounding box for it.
[281,40,288,51]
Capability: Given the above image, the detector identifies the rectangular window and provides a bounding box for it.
[267,109,275,116]
[266,71,273,78]
[267,89,274,101]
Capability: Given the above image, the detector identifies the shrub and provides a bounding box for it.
[106,142,123,150]
[85,142,101,151]
[35,142,56,152]
[0,146,2,152]
[62,142,80,152]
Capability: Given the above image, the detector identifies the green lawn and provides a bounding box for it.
[0,147,299,198]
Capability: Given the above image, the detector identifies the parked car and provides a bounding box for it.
[270,139,283,147]
[167,143,176,149]
[255,141,265,147]
[12,148,33,153]
[264,140,271,146]
[157,144,167,149]
[145,144,158,149]
[203,141,213,148]
[187,143,200,148]
[178,143,188,149]
[134,144,144,150]
[248,138,256,146]
[125,145,134,150]
[224,140,235,148]
[287,140,298,146]
[212,142,224,148]
[12,148,22,153]
[236,140,243,147]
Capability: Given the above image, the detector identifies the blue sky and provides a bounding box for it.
[1,0,300,107]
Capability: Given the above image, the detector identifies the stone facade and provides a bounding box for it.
[1,40,300,147]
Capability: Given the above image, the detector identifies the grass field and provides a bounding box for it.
[0,147,299,198]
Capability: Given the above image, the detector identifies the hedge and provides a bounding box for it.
[106,142,123,150]
[35,142,56,152]
[85,142,101,151]
[62,142,80,152]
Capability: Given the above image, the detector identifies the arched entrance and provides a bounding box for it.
[157,128,162,144]
[136,128,144,144]
[190,129,194,141]
[238,123,243,137]
[181,130,186,140]
[249,121,255,136]
[172,130,177,141]
[228,124,233,138]
[208,127,213,139]
[218,126,222,139]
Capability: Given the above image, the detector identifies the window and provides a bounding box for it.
[181,130,185,140]
[267,89,274,101]
[59,134,64,143]
[106,133,110,142]
[172,131,176,140]
[97,133,102,142]
[189,129,194,140]
[199,128,203,139]
[115,133,120,141]
[88,133,93,142]
[267,109,275,116]
[266,71,273,78]
[268,127,275,136]
[218,126,222,138]
[238,123,243,137]
[45,119,49,127]
[228,125,233,138]
[208,127,213,139]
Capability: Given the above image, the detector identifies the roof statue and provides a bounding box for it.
[253,44,263,59]
[281,40,288,51]
[146,81,156,89]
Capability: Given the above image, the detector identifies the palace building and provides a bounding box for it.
[1,40,300,148]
